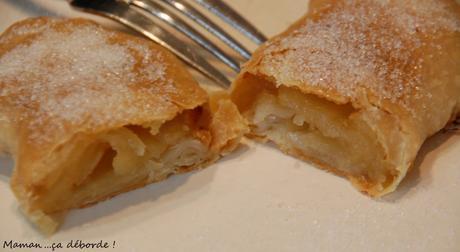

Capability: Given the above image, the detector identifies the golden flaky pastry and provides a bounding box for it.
[231,0,460,197]
[0,17,248,233]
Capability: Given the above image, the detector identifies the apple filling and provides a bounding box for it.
[240,80,397,190]
[30,108,212,213]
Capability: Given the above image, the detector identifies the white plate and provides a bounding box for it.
[1,1,459,251]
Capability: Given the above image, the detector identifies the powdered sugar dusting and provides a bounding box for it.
[0,19,172,144]
[0,19,58,44]
[260,0,459,110]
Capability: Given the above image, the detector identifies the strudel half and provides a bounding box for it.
[0,17,247,233]
[231,0,460,196]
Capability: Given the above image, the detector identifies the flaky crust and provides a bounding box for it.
[0,17,247,233]
[0,17,208,157]
[232,0,460,196]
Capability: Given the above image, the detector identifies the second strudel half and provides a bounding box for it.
[231,0,460,196]
[0,17,248,233]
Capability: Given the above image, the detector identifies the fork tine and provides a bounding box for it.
[128,0,240,73]
[70,0,231,87]
[194,0,267,45]
[159,0,252,60]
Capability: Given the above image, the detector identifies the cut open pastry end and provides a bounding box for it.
[0,17,248,234]
[232,75,414,197]
[13,97,246,234]
[231,0,460,197]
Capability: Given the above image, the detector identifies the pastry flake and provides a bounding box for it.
[231,0,460,197]
[0,17,247,233]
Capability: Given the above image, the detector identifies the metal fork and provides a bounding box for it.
[69,0,267,87]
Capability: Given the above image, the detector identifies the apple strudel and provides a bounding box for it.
[0,17,247,233]
[231,0,460,197]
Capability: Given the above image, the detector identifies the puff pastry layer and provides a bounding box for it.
[231,0,460,196]
[0,18,247,233]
